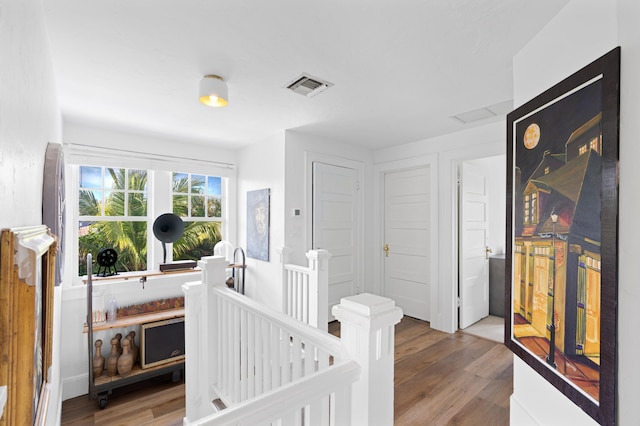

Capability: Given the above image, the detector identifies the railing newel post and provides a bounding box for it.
[183,255,228,421]
[307,249,331,331]
[332,293,403,426]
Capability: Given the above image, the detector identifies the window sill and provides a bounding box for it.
[81,268,200,284]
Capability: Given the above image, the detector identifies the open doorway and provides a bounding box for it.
[458,154,506,342]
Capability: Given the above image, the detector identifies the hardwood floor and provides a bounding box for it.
[392,317,512,425]
[62,316,512,425]
[61,374,186,426]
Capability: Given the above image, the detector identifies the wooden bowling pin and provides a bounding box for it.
[127,331,139,365]
[117,337,134,377]
[106,337,120,377]
[115,333,123,355]
[92,339,105,378]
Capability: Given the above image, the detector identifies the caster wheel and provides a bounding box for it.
[98,397,108,409]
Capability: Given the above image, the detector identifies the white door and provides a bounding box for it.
[459,161,490,329]
[312,162,358,320]
[383,167,431,321]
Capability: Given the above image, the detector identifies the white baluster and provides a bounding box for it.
[233,303,241,402]
[255,315,263,396]
[281,329,291,384]
[262,318,271,392]
[303,274,309,324]
[247,311,255,399]
[279,246,292,313]
[271,323,281,388]
[333,385,352,425]
[291,335,302,380]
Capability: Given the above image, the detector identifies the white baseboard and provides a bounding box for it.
[45,381,62,426]
[510,394,539,426]
[62,373,88,401]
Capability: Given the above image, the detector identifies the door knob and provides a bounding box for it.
[384,244,390,257]
[485,245,493,259]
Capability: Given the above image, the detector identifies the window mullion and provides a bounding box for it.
[152,170,172,267]
[124,169,129,217]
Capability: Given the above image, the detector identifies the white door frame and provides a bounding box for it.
[448,153,505,332]
[437,138,504,333]
[373,154,439,323]
[305,152,365,295]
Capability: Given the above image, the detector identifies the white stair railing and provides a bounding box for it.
[211,287,348,408]
[280,248,331,331]
[183,255,402,426]
[189,358,359,426]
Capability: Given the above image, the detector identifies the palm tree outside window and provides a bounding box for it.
[77,166,222,276]
[171,173,222,261]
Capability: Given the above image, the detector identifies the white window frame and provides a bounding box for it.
[64,143,237,287]
[171,172,223,221]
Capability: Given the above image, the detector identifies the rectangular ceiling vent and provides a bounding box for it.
[449,100,513,124]
[285,73,333,97]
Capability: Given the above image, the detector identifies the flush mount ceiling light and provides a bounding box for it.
[199,74,228,107]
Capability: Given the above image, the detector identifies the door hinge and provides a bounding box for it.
[457,297,461,307]
[356,180,360,191]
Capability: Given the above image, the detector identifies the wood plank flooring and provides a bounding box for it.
[62,316,512,425]
[393,317,512,425]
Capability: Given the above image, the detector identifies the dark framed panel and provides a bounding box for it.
[42,142,65,287]
[505,47,620,425]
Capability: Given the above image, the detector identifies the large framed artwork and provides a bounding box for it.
[0,226,57,426]
[246,188,270,261]
[505,47,620,426]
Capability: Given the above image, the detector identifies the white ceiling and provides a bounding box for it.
[44,1,568,151]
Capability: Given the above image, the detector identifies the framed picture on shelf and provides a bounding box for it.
[505,47,620,425]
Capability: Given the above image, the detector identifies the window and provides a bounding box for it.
[523,192,538,225]
[172,173,221,219]
[589,136,601,154]
[579,144,588,155]
[530,192,538,223]
[171,173,222,261]
[75,167,225,278]
[78,166,149,275]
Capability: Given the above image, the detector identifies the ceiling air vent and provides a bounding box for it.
[285,73,333,97]
[449,100,513,124]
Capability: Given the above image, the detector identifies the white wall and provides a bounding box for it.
[374,121,504,333]
[0,0,62,227]
[617,0,640,424]
[0,0,64,421]
[237,132,286,311]
[511,0,640,424]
